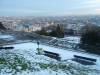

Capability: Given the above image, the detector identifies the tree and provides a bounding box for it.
[56,24,64,38]
[80,25,100,54]
[35,25,65,38]
[50,24,64,38]
[81,25,100,45]
[81,31,100,45]
[0,22,6,30]
[35,27,48,36]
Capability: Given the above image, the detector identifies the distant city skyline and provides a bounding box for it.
[0,0,100,16]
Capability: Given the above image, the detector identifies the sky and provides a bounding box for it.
[0,0,100,16]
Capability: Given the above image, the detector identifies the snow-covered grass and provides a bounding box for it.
[0,35,14,40]
[0,50,99,75]
[47,36,80,49]
[60,36,80,44]
[0,35,13,39]
[0,42,100,75]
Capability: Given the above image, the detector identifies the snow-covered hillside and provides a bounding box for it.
[0,42,99,75]
[48,36,80,49]
[0,34,100,75]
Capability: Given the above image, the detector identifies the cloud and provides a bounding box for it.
[95,9,100,14]
[84,0,100,6]
[86,0,100,4]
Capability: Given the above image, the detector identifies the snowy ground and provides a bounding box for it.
[0,42,99,75]
[0,35,14,40]
[47,36,80,49]
[0,34,100,75]
[10,42,100,67]
[59,36,80,44]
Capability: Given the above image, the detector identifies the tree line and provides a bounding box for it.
[35,24,64,38]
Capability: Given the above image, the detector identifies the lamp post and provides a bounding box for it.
[37,41,40,49]
[37,40,40,54]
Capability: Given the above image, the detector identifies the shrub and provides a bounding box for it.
[80,25,100,54]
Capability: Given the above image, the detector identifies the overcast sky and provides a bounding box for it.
[0,0,100,16]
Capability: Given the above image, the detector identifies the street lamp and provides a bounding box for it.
[37,41,40,49]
